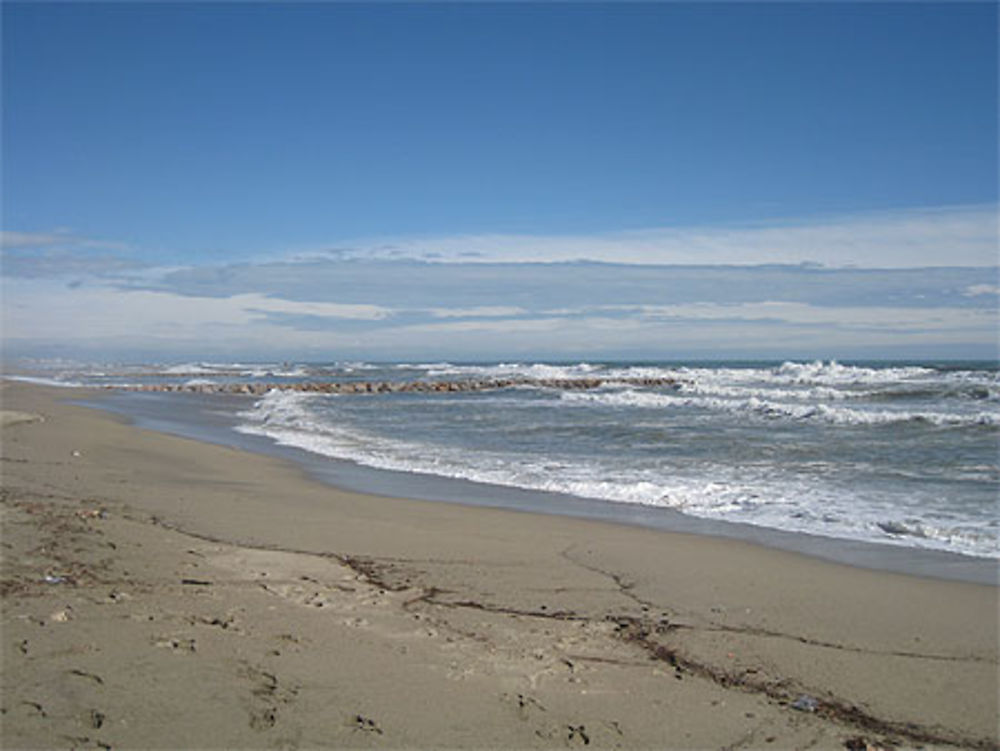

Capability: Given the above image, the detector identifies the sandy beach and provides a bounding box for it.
[1,380,997,750]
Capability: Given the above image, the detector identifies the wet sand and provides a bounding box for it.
[1,381,997,749]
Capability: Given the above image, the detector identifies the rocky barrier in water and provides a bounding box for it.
[110,376,682,396]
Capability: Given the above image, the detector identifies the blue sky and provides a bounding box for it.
[2,2,998,361]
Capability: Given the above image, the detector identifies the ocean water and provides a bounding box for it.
[13,359,1000,561]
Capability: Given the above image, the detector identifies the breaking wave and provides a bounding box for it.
[234,388,1000,559]
[560,389,999,427]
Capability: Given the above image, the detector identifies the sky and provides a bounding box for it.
[2,2,998,362]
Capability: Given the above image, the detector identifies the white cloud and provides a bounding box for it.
[3,205,997,360]
[605,301,997,331]
[269,312,995,359]
[426,306,529,318]
[298,204,997,269]
[1,231,69,248]
[1,229,130,252]
[240,295,390,320]
[0,283,390,344]
[4,278,994,359]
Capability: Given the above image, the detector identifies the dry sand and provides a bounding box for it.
[1,381,997,750]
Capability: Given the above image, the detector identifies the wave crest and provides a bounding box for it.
[561,389,999,427]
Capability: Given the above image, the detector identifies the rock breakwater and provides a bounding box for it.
[110,377,682,396]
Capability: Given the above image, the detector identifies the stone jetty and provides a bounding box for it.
[110,376,682,396]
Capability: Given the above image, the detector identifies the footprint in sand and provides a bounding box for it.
[566,724,591,746]
[351,714,383,735]
[240,662,299,733]
[503,691,546,721]
[153,636,197,653]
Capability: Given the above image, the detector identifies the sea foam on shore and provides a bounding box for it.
[8,359,1000,559]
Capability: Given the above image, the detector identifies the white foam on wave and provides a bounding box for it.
[560,389,1000,427]
[596,362,964,409]
[938,370,1000,402]
[259,367,309,378]
[236,389,322,428]
[405,361,455,371]
[598,360,938,388]
[160,363,232,376]
[337,361,382,372]
[677,380,852,402]
[3,374,87,388]
[420,361,605,380]
[872,519,998,556]
[234,390,999,559]
[772,360,935,385]
[148,362,312,379]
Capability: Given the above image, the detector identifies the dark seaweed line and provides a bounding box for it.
[559,546,991,664]
[25,494,996,751]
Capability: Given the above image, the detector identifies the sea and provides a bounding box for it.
[11,359,1000,577]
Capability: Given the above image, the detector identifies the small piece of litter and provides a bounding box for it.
[790,694,819,712]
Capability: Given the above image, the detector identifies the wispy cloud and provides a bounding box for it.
[2,205,997,360]
[600,301,997,332]
[426,306,529,319]
[4,276,997,360]
[241,295,390,320]
[1,229,132,253]
[0,231,70,248]
[2,248,145,278]
[2,284,390,338]
[1,228,140,278]
[136,259,997,312]
[290,204,998,269]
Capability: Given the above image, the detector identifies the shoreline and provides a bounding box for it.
[2,380,998,748]
[77,386,999,585]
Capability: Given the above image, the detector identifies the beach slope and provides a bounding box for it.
[1,381,997,749]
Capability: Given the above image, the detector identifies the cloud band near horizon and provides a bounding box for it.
[2,205,998,362]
